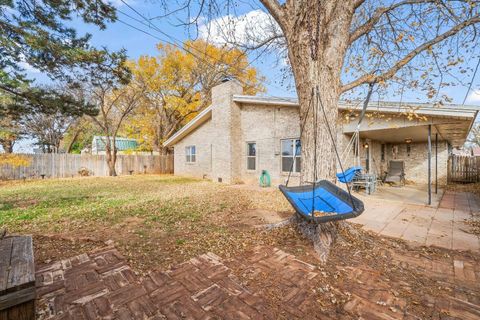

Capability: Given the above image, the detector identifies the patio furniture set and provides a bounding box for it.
[350,160,406,195]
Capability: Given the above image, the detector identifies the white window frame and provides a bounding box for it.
[281,138,301,173]
[185,145,196,163]
[246,142,257,171]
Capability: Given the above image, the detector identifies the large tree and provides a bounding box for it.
[157,0,480,259]
[0,0,126,118]
[255,1,480,181]
[23,111,76,153]
[89,83,145,176]
[124,40,264,153]
[159,0,480,182]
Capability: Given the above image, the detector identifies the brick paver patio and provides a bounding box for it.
[36,247,273,319]
[352,190,480,251]
[36,243,480,319]
[34,190,480,319]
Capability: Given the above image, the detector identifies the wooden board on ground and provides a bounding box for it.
[0,236,35,320]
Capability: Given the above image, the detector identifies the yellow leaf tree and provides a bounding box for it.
[123,40,264,153]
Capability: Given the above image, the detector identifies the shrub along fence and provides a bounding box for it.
[0,154,174,180]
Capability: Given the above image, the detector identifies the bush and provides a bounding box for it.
[0,154,31,167]
[78,167,91,176]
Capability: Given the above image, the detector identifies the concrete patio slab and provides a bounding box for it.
[352,189,480,252]
[358,184,444,207]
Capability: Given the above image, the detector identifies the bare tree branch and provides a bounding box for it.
[349,0,437,44]
[259,0,286,28]
[342,15,480,92]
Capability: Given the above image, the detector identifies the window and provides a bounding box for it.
[246,142,256,170]
[185,146,196,163]
[281,139,301,173]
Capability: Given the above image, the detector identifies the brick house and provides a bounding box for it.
[163,80,479,185]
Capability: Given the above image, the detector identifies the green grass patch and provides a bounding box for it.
[0,175,218,232]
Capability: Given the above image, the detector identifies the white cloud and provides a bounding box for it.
[109,0,135,8]
[198,9,284,50]
[18,54,41,74]
[466,89,480,103]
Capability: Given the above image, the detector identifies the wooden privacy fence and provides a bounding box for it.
[447,155,480,183]
[0,154,174,180]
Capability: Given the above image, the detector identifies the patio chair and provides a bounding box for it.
[384,160,405,186]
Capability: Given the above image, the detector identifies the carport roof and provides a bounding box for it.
[233,95,479,147]
[233,95,479,119]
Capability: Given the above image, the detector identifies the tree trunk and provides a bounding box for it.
[283,1,354,182]
[67,130,81,153]
[1,141,14,153]
[159,146,170,156]
[276,1,355,261]
[105,137,118,176]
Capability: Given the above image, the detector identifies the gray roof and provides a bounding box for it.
[164,94,480,147]
[233,95,480,119]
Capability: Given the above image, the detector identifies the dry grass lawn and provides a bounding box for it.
[2,176,480,318]
[0,175,294,272]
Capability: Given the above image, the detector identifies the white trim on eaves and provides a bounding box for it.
[232,95,480,119]
[163,105,213,147]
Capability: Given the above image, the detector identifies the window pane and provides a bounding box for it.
[247,157,256,170]
[295,157,301,173]
[295,140,301,155]
[186,154,190,162]
[281,140,293,156]
[185,147,190,156]
[282,157,294,172]
[191,146,196,155]
[191,155,196,162]
[247,143,256,156]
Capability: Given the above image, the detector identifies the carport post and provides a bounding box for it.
[435,133,438,194]
[428,125,432,205]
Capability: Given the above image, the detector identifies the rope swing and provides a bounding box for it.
[279,85,369,224]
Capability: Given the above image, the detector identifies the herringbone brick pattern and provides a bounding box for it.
[36,247,272,319]
[36,245,480,319]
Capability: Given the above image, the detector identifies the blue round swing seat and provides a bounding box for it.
[279,180,364,224]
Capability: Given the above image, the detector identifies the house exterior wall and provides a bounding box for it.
[238,104,301,185]
[173,119,214,179]
[210,81,243,183]
[380,140,448,184]
[171,82,451,186]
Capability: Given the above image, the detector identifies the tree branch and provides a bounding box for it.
[259,0,286,28]
[352,0,366,11]
[342,15,480,93]
[349,0,436,44]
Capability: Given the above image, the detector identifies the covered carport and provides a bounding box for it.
[340,101,479,205]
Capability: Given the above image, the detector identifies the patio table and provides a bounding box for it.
[352,173,377,195]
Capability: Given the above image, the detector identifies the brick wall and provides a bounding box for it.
[379,140,448,185]
[238,104,301,185]
[173,119,214,179]
[173,81,450,186]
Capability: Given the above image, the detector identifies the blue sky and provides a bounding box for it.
[17,0,480,151]
[27,0,480,102]
[28,0,294,97]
